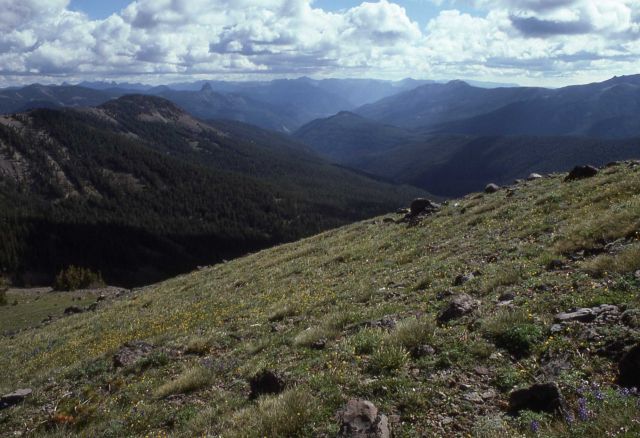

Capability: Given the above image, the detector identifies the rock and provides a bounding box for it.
[409,198,440,217]
[249,370,285,399]
[382,217,395,224]
[310,339,327,350]
[438,293,480,323]
[97,295,106,302]
[498,291,516,302]
[550,324,563,334]
[113,341,154,368]
[554,304,620,324]
[338,399,390,438]
[485,183,500,194]
[619,344,640,388]
[527,173,543,181]
[565,165,599,181]
[453,273,474,286]
[63,306,83,315]
[412,344,436,358]
[0,388,32,410]
[508,382,566,414]
[621,309,640,328]
[463,392,484,403]
[546,259,565,270]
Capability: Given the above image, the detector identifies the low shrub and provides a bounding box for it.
[154,366,212,399]
[368,344,409,374]
[483,310,545,357]
[54,266,105,291]
[582,244,640,277]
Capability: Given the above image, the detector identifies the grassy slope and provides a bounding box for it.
[1,164,640,437]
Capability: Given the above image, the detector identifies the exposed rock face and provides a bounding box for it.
[438,293,480,323]
[619,345,640,388]
[113,341,154,368]
[0,388,32,410]
[508,382,566,414]
[249,369,285,399]
[338,399,390,438]
[565,165,598,181]
[527,173,543,180]
[485,183,500,194]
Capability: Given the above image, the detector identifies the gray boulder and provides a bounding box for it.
[438,293,480,323]
[0,388,32,410]
[338,399,390,438]
[485,183,500,194]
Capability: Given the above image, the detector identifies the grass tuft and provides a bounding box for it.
[154,366,212,399]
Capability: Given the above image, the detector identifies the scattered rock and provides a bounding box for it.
[97,295,106,302]
[310,339,327,350]
[438,293,480,323]
[412,344,436,358]
[621,309,640,328]
[0,388,32,410]
[485,183,500,194]
[63,306,84,315]
[453,273,475,286]
[249,370,285,399]
[554,304,619,324]
[527,173,543,181]
[410,198,440,216]
[550,324,563,334]
[565,165,598,181]
[113,341,154,368]
[338,399,390,438]
[498,291,516,302]
[546,259,565,270]
[474,366,490,376]
[619,344,640,388]
[463,392,484,403]
[508,382,566,414]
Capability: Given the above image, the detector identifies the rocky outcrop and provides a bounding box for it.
[0,388,32,410]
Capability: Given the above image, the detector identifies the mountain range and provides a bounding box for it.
[0,95,422,286]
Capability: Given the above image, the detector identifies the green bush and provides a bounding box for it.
[53,266,105,291]
[493,323,545,358]
[368,344,409,374]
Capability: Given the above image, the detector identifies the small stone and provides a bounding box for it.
[485,183,500,194]
[498,291,516,302]
[453,273,474,286]
[474,366,490,376]
[464,392,484,403]
[547,259,565,270]
[550,324,563,334]
[310,339,327,350]
[412,344,436,358]
[481,390,496,400]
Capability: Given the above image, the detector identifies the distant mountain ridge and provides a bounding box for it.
[0,95,423,286]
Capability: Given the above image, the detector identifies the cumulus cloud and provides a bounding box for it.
[0,0,639,86]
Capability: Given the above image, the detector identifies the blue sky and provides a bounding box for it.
[2,0,639,87]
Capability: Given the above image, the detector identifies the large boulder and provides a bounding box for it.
[619,344,640,388]
[527,173,543,181]
[338,399,390,438]
[438,293,480,323]
[508,382,566,414]
[565,165,598,181]
[554,304,619,324]
[249,369,285,399]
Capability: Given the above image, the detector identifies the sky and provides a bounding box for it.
[1,0,640,88]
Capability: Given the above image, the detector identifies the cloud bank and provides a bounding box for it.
[0,0,639,86]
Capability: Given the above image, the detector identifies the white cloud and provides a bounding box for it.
[0,0,639,86]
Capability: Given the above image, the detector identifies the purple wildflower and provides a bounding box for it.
[564,412,575,426]
[578,398,589,421]
[593,389,605,401]
[530,420,541,433]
